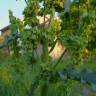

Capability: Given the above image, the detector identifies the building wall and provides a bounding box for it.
[2,29,11,38]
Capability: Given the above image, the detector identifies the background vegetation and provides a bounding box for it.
[0,0,96,96]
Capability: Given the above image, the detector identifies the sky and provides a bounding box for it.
[0,0,74,29]
[0,0,26,29]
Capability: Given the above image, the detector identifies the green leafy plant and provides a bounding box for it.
[0,0,96,96]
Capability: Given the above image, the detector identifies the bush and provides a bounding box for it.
[0,56,32,96]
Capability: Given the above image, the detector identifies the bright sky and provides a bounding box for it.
[0,0,74,29]
[0,0,26,29]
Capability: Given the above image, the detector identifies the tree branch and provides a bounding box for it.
[49,38,58,53]
[24,0,28,5]
[54,48,67,68]
[16,0,28,5]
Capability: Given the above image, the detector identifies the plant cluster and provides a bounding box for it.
[0,0,96,96]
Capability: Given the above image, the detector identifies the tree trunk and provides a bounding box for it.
[42,39,49,62]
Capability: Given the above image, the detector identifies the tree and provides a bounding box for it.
[0,0,96,96]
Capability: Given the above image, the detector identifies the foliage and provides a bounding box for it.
[0,0,96,96]
[0,56,32,96]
